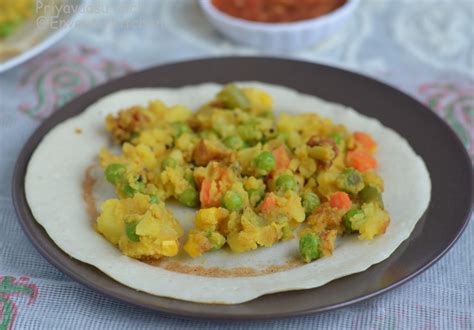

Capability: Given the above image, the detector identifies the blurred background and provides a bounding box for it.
[0,0,472,329]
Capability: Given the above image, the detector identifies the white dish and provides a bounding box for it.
[0,0,86,73]
[199,0,360,51]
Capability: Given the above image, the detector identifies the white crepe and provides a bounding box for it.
[25,82,431,304]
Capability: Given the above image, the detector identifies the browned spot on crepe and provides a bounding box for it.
[82,165,303,277]
[145,257,302,278]
[83,166,99,222]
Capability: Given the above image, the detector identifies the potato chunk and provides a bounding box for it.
[97,193,183,260]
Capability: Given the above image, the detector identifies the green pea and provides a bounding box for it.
[359,185,383,207]
[299,233,321,263]
[281,223,293,240]
[223,136,246,150]
[337,168,364,194]
[345,169,362,186]
[171,121,191,138]
[162,157,177,169]
[275,175,298,192]
[217,83,250,110]
[149,194,159,204]
[178,188,199,208]
[222,191,243,212]
[302,192,320,216]
[207,231,226,251]
[343,208,365,232]
[254,151,276,175]
[105,163,126,184]
[247,189,265,206]
[125,223,140,242]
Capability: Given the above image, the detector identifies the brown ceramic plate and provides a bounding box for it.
[12,57,473,320]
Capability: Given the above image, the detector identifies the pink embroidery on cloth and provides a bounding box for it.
[17,45,133,120]
[0,276,38,330]
[418,82,474,160]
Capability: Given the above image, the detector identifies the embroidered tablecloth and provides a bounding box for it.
[0,0,472,328]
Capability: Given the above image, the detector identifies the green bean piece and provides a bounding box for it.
[162,157,177,169]
[237,124,262,143]
[247,189,265,206]
[185,172,196,188]
[172,121,191,138]
[299,233,321,263]
[343,208,365,232]
[199,130,218,140]
[125,223,140,242]
[330,132,344,145]
[217,83,250,110]
[128,131,140,142]
[207,231,226,251]
[123,183,136,198]
[222,191,243,211]
[359,185,383,207]
[302,192,320,216]
[105,163,126,184]
[178,188,199,208]
[275,175,298,192]
[149,194,159,204]
[254,151,276,175]
[281,223,293,240]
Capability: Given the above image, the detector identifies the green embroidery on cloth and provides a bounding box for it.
[0,276,38,330]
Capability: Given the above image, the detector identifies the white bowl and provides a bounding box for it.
[199,0,360,52]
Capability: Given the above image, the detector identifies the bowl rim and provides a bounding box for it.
[199,0,360,31]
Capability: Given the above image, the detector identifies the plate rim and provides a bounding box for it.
[12,56,473,320]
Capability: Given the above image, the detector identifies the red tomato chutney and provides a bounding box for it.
[211,0,347,23]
